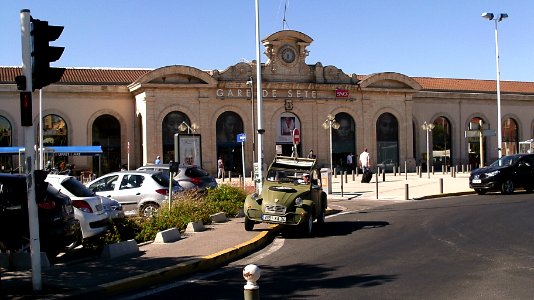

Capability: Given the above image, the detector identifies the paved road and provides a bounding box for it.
[125,193,534,300]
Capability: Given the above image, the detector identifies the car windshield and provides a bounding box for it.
[266,169,310,183]
[489,156,518,168]
[62,177,95,197]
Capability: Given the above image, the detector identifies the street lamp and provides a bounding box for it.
[322,114,340,171]
[482,12,508,158]
[421,121,435,178]
[246,78,255,168]
[178,121,199,165]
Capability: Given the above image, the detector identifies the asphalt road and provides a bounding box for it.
[117,193,534,300]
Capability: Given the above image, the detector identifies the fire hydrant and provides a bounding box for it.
[243,264,261,300]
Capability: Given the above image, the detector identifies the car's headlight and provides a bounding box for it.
[485,170,500,177]
[295,197,303,206]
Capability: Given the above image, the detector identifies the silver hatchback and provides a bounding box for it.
[85,170,182,217]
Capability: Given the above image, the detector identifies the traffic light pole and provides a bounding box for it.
[20,9,42,291]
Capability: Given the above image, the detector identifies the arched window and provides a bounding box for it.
[502,118,518,155]
[162,111,190,163]
[333,112,356,171]
[92,114,121,174]
[376,113,399,168]
[216,111,243,175]
[42,114,68,146]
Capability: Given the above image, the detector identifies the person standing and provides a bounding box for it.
[307,150,316,159]
[154,155,161,164]
[217,156,225,179]
[347,153,354,171]
[359,148,371,172]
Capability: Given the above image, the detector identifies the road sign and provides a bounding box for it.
[292,128,300,144]
[237,133,246,142]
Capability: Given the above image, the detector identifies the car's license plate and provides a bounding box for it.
[262,215,286,222]
[472,179,481,184]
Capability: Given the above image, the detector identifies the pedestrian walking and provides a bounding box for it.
[217,156,225,178]
[359,148,371,172]
[154,155,161,164]
[347,152,354,171]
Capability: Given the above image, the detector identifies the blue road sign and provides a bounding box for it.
[237,133,246,142]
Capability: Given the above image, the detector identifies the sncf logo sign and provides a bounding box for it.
[335,89,349,98]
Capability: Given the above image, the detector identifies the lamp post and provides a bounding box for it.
[246,78,255,169]
[482,12,508,159]
[322,114,340,171]
[178,121,199,165]
[421,121,435,178]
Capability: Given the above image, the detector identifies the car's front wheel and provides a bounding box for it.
[501,180,514,194]
[244,216,255,231]
[140,203,160,217]
[300,209,313,236]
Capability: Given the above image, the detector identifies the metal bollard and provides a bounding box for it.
[345,171,348,184]
[352,170,355,181]
[243,264,261,300]
[229,171,232,182]
[439,178,443,194]
[382,169,385,182]
[375,171,379,200]
[405,183,409,200]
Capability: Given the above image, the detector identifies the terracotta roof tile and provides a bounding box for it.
[2,66,534,94]
[0,67,151,85]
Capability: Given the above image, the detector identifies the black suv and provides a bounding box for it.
[0,171,80,258]
[469,153,534,195]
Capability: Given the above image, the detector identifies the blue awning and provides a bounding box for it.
[0,147,24,155]
[0,146,103,156]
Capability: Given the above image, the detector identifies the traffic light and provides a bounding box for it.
[30,17,65,90]
[20,92,33,126]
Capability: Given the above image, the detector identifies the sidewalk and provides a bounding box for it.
[1,171,474,299]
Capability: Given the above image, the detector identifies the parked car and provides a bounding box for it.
[45,175,113,241]
[469,153,534,195]
[0,171,80,258]
[137,164,217,191]
[243,156,328,236]
[85,170,182,217]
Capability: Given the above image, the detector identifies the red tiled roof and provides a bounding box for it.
[413,77,534,94]
[1,66,534,94]
[0,67,151,85]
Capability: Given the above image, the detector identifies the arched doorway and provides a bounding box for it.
[467,117,486,168]
[432,116,452,171]
[41,114,68,170]
[162,111,190,163]
[0,116,13,171]
[333,112,355,171]
[92,114,121,174]
[502,118,518,155]
[276,112,301,157]
[216,111,244,175]
[376,113,399,168]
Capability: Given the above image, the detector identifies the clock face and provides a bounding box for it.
[281,47,296,63]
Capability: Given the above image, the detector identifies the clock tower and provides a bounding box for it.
[262,30,314,81]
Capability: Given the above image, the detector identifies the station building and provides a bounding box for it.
[1,29,534,177]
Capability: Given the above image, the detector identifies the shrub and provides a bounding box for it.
[85,184,251,246]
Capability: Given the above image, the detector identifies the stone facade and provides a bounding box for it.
[1,29,534,176]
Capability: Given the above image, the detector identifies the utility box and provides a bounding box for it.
[320,168,332,194]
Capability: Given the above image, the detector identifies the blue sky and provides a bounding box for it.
[2,1,532,82]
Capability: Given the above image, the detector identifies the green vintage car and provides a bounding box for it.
[243,156,328,235]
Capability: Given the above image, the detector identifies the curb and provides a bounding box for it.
[73,225,281,299]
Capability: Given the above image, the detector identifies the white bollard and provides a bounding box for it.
[243,264,261,300]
